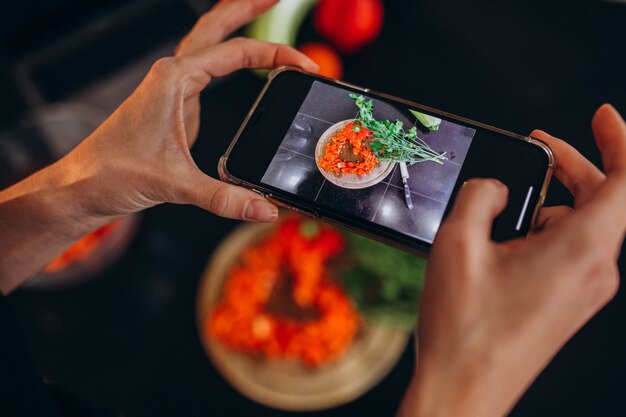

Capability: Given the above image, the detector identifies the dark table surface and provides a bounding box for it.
[3,0,626,416]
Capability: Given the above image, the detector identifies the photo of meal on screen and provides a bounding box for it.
[262,81,476,243]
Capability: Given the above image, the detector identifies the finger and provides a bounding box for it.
[592,103,626,176]
[184,37,318,93]
[569,173,626,248]
[534,205,574,232]
[530,129,605,206]
[184,171,278,222]
[447,178,509,241]
[569,105,626,243]
[176,0,279,56]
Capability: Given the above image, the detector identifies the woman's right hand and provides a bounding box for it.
[398,104,626,417]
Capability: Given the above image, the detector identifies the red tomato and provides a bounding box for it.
[314,0,384,53]
[298,43,343,79]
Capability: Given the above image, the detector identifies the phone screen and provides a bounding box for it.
[260,80,475,244]
[225,70,552,252]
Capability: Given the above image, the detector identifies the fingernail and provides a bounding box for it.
[463,178,506,189]
[490,179,508,191]
[244,199,278,222]
[306,62,320,74]
[600,103,615,112]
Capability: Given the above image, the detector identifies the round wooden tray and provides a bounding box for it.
[196,221,410,411]
[315,119,395,189]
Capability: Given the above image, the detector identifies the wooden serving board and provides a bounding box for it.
[196,221,410,411]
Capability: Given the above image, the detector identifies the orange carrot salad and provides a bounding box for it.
[206,218,360,367]
[318,121,379,176]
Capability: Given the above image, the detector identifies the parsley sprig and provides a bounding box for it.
[349,94,447,164]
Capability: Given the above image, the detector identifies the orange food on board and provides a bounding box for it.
[298,43,343,79]
[206,217,359,367]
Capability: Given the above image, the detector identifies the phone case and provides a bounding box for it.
[219,66,556,254]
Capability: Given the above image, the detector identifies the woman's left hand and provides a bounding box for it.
[57,0,317,225]
[0,0,318,292]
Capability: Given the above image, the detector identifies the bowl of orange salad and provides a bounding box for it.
[315,119,395,189]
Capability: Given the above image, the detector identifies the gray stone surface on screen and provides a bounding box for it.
[297,81,359,123]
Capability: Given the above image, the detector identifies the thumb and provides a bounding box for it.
[448,178,509,240]
[184,172,278,222]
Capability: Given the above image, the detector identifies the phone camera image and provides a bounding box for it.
[261,81,476,243]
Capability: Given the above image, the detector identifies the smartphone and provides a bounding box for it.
[219,67,554,255]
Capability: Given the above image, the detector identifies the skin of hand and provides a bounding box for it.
[63,0,316,221]
[0,0,317,293]
[397,104,626,417]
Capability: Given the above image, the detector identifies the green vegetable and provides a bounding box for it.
[339,233,427,330]
[409,109,441,131]
[245,0,318,77]
[349,94,447,164]
[300,220,320,238]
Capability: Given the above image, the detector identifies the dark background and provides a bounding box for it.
[1,0,625,416]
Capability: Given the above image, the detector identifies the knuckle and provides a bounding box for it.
[135,173,166,206]
[484,179,506,195]
[598,273,619,303]
[585,263,620,305]
[437,220,475,257]
[169,177,193,204]
[208,185,231,216]
[228,37,258,68]
[603,272,620,301]
[198,10,213,25]
[151,57,174,73]
[150,57,184,80]
[571,230,617,296]
[228,36,248,46]
[460,178,506,201]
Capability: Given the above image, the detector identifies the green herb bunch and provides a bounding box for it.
[339,232,426,330]
[349,94,447,165]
